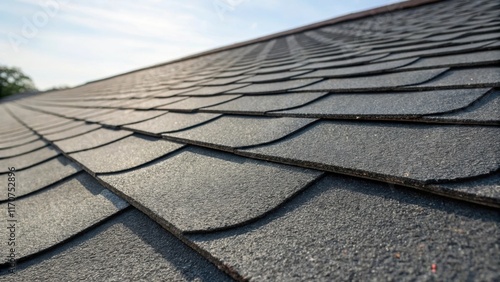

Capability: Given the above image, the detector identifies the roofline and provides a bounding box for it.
[82,0,442,86]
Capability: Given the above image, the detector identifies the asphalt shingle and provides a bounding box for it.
[0,173,128,260]
[205,92,328,114]
[0,156,80,200]
[165,115,316,149]
[0,146,59,173]
[43,123,101,142]
[124,112,221,135]
[424,90,500,124]
[157,95,241,112]
[54,128,132,153]
[0,139,48,159]
[99,146,322,232]
[298,68,448,92]
[69,135,184,174]
[0,209,232,281]
[226,78,322,94]
[277,88,490,117]
[241,121,500,183]
[190,174,500,281]
[297,58,418,78]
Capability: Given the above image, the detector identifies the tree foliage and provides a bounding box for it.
[0,66,37,98]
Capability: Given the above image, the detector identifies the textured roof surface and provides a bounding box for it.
[1,0,499,280]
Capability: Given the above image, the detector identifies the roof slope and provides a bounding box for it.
[1,0,499,280]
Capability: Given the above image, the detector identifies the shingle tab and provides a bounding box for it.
[298,58,418,78]
[277,88,490,117]
[0,173,128,259]
[157,94,241,112]
[43,123,101,142]
[406,67,500,89]
[0,139,47,159]
[54,128,133,153]
[0,146,59,173]
[205,92,328,114]
[165,115,316,149]
[399,50,500,70]
[190,174,500,281]
[3,209,232,281]
[178,84,249,96]
[242,121,500,183]
[0,156,81,200]
[0,134,39,150]
[298,68,448,92]
[36,120,88,136]
[99,147,322,232]
[239,70,311,83]
[373,41,495,62]
[122,97,187,110]
[424,90,500,124]
[69,135,184,174]
[98,110,167,127]
[124,112,221,135]
[227,78,322,94]
[295,53,389,70]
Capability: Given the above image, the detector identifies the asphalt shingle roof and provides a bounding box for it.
[0,0,499,280]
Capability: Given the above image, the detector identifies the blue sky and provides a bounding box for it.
[0,0,402,90]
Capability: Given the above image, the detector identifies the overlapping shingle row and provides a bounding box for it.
[1,0,499,280]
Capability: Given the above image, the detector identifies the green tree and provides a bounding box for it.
[0,66,37,98]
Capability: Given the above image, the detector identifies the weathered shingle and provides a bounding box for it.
[1,0,499,280]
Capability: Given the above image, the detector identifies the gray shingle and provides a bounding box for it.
[147,87,198,98]
[43,123,101,142]
[189,174,500,281]
[226,79,322,94]
[429,172,500,207]
[296,53,389,70]
[99,147,322,232]
[423,90,500,124]
[124,112,221,135]
[399,50,500,70]
[36,120,88,135]
[406,67,500,89]
[373,41,495,62]
[252,62,306,74]
[69,135,184,174]
[0,134,39,150]
[1,209,232,281]
[98,110,167,127]
[54,128,132,153]
[200,75,251,86]
[165,116,316,149]
[241,121,500,183]
[0,139,47,159]
[0,146,59,173]
[157,95,241,112]
[297,58,418,78]
[297,69,448,92]
[0,156,81,200]
[277,88,489,117]
[0,173,128,259]
[122,97,187,110]
[239,70,311,83]
[205,92,328,114]
[179,84,249,96]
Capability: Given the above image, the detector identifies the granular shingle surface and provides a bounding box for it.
[1,0,499,280]
[165,115,316,149]
[99,147,322,232]
[69,135,184,174]
[189,174,500,281]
